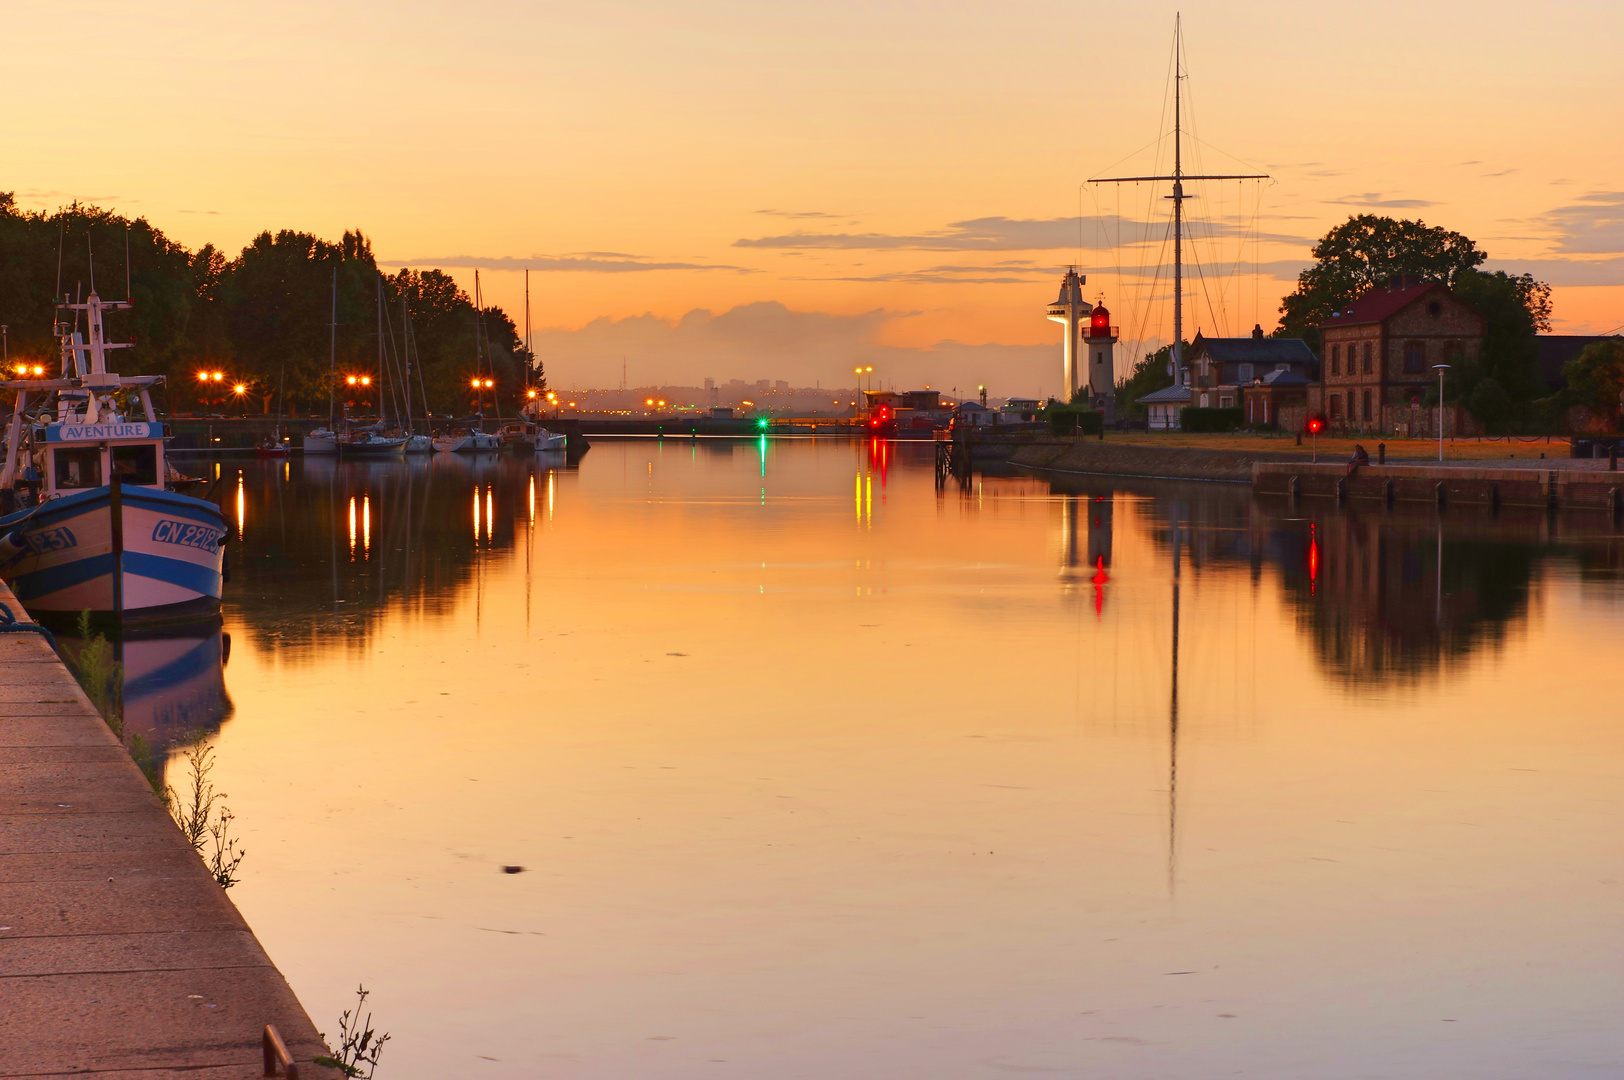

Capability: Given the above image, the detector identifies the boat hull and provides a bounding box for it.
[0,486,226,620]
[336,438,407,457]
[303,433,338,455]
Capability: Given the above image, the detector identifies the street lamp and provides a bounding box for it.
[1432,364,1450,462]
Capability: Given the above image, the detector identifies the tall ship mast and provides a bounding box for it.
[1089,15,1269,388]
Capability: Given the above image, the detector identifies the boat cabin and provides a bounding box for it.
[44,421,166,496]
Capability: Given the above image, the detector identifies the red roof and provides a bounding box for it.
[1318,281,1443,329]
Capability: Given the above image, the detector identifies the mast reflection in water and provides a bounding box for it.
[202,440,1624,1080]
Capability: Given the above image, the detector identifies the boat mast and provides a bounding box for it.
[1088,15,1268,390]
[327,267,337,427]
[401,291,414,435]
[1172,16,1183,378]
[376,274,384,425]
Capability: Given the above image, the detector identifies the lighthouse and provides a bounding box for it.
[1045,268,1090,402]
[1084,301,1118,423]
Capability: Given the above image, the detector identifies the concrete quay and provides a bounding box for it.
[1252,460,1624,511]
[0,579,337,1078]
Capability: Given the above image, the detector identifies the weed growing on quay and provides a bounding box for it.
[316,985,391,1078]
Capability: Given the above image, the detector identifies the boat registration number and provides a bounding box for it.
[23,525,78,554]
[151,519,224,551]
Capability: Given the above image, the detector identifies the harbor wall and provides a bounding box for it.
[0,577,339,1077]
[1008,438,1291,483]
[1253,461,1624,511]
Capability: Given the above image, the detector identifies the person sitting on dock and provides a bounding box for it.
[1347,443,1370,475]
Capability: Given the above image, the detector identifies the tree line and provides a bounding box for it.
[1115,213,1624,431]
[0,194,543,418]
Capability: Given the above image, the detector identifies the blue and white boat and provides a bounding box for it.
[0,290,226,622]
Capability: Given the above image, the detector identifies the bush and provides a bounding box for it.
[1046,406,1104,436]
[1179,407,1244,432]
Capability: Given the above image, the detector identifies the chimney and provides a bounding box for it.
[1251,324,1264,340]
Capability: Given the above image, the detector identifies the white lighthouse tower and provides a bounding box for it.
[1045,268,1090,402]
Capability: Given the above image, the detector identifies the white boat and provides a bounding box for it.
[405,434,433,454]
[497,420,565,452]
[1,291,226,622]
[335,428,408,456]
[303,428,338,454]
[431,428,500,453]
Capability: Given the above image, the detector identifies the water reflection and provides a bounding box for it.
[56,621,233,753]
[205,440,1624,1079]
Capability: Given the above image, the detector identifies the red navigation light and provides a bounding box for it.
[1306,417,1324,435]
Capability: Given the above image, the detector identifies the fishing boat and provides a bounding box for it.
[0,290,226,622]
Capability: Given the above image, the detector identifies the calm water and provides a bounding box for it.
[138,439,1624,1078]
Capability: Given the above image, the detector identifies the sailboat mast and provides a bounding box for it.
[401,292,414,435]
[327,268,337,428]
[376,275,385,424]
[1171,15,1184,383]
[524,268,531,392]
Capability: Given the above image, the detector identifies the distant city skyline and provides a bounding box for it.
[6,0,1622,396]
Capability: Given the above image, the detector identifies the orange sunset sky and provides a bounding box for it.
[7,0,1623,395]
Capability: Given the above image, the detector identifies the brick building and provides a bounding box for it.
[1309,281,1484,433]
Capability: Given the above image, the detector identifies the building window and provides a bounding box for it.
[1362,389,1372,421]
[1330,394,1342,419]
[1363,342,1372,374]
[1330,345,1340,376]
[1200,392,1209,408]
[1403,341,1425,373]
[1239,363,1253,382]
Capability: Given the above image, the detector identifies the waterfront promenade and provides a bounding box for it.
[0,578,335,1078]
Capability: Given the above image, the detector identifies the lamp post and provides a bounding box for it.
[1432,364,1450,462]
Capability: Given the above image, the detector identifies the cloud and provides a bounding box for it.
[537,300,1069,396]
[800,258,1308,286]
[1482,169,1517,178]
[177,209,221,215]
[16,189,124,203]
[1322,193,1438,209]
[736,215,1307,252]
[1538,192,1624,255]
[379,253,754,273]
[755,209,849,220]
[1483,256,1624,287]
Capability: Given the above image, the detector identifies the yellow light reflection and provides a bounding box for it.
[855,473,862,526]
[865,476,873,528]
[485,488,494,542]
[362,494,371,558]
[347,496,357,559]
[528,475,535,524]
[547,471,555,523]
[472,486,481,540]
[235,476,245,540]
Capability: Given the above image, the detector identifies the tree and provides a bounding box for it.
[1445,268,1552,409]
[1560,338,1624,429]
[1277,215,1487,347]
[0,192,533,422]
[1115,345,1175,419]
